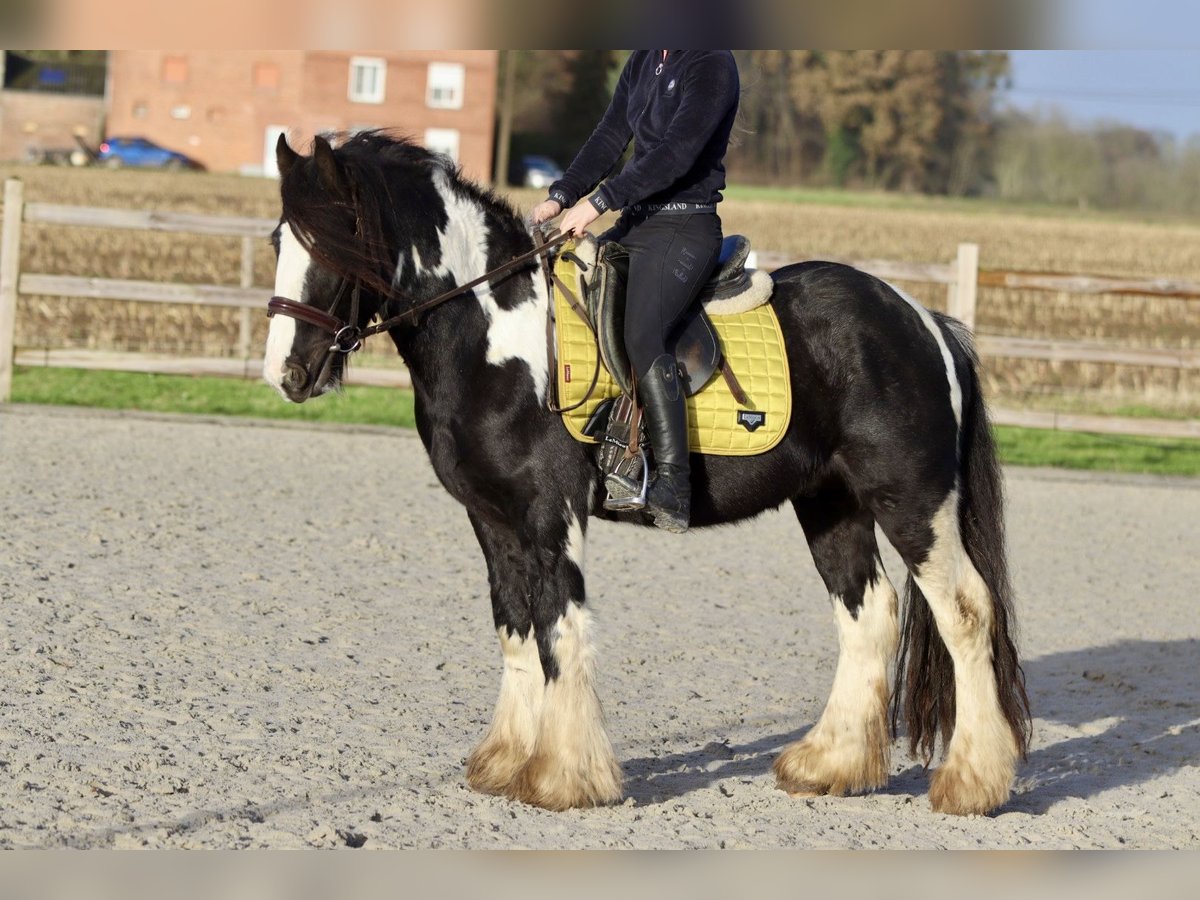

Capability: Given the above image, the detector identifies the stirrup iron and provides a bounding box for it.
[602,447,650,512]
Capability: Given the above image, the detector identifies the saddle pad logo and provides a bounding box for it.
[736,410,766,432]
[564,363,572,383]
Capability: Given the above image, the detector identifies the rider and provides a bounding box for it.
[531,50,740,533]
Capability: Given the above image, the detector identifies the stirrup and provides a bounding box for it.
[603,447,650,511]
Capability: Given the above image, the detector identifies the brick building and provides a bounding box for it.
[105,51,499,179]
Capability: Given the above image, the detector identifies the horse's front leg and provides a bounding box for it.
[465,512,544,795]
[505,503,623,811]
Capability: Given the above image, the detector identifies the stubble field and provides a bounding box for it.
[3,163,1199,416]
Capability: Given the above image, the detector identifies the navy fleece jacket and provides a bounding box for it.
[547,50,739,214]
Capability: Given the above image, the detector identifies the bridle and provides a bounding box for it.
[266,227,573,358]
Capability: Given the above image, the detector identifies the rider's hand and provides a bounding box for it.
[560,200,601,237]
[529,199,563,226]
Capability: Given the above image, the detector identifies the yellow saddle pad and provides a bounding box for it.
[553,245,792,457]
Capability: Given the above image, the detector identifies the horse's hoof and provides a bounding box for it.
[928,756,1014,816]
[786,788,825,799]
[466,739,531,796]
[774,734,888,798]
[504,752,623,811]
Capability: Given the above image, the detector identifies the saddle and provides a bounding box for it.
[572,235,767,399]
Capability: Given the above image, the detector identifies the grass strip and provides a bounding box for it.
[9,366,415,428]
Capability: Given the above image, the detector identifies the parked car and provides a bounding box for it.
[96,137,204,170]
[512,154,563,189]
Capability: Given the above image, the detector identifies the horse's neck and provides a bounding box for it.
[392,173,527,299]
[391,178,547,404]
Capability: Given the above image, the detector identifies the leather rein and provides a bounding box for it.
[266,228,573,355]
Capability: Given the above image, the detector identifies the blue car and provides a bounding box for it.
[512,154,563,189]
[97,137,203,170]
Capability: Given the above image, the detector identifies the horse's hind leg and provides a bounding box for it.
[775,486,899,797]
[504,499,623,811]
[465,513,544,795]
[884,491,1020,816]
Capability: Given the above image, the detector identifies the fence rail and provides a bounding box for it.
[754,247,1200,375]
[1,178,1196,440]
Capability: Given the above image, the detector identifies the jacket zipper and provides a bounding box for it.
[636,53,666,130]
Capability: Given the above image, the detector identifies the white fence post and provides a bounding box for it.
[1,178,25,403]
[949,242,979,332]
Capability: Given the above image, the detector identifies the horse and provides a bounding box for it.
[263,131,1031,816]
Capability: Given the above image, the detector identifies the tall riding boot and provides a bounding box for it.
[640,353,691,533]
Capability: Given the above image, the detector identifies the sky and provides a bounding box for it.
[1004,51,1200,141]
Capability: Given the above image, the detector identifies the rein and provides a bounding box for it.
[266,229,573,354]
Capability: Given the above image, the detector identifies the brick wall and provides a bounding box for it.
[105,51,498,180]
[0,92,105,162]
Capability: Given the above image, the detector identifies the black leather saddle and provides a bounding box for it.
[581,235,754,398]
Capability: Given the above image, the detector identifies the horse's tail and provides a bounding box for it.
[892,316,1032,763]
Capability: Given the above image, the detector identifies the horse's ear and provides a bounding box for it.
[276,134,300,180]
[312,135,348,198]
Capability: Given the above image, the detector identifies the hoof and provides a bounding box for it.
[505,751,623,811]
[928,753,1014,816]
[774,733,889,798]
[466,737,532,796]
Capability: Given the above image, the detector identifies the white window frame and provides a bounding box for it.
[424,127,460,163]
[426,62,465,110]
[348,56,387,104]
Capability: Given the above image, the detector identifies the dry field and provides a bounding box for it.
[3,164,1199,415]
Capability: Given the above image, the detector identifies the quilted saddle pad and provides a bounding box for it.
[553,248,792,457]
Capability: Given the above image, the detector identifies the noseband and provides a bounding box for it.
[268,275,364,355]
[266,228,572,358]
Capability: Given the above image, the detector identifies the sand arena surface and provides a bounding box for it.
[1,405,1197,849]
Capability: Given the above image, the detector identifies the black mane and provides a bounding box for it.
[279,130,525,298]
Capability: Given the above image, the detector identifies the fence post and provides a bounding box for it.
[239,234,254,376]
[949,242,979,332]
[1,178,25,403]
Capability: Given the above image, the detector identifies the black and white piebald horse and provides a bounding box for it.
[264,132,1030,816]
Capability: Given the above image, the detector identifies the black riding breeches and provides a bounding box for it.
[601,211,723,379]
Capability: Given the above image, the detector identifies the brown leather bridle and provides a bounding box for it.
[266,228,573,357]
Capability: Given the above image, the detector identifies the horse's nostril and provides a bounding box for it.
[283,361,307,388]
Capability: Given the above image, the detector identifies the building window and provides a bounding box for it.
[426,62,465,110]
[132,102,148,119]
[424,127,460,162]
[348,57,386,104]
[162,56,188,85]
[253,62,280,92]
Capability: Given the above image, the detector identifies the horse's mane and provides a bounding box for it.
[280,130,524,298]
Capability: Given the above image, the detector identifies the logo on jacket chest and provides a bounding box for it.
[666,78,677,93]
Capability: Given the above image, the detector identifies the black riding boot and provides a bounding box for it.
[640,353,691,533]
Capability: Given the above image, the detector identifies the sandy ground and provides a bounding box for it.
[1,404,1197,849]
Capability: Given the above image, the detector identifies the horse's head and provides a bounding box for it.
[264,134,391,402]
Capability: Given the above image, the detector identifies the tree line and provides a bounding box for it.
[499,50,1200,213]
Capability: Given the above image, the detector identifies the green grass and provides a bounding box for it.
[993,425,1200,478]
[10,367,1200,477]
[10,366,415,428]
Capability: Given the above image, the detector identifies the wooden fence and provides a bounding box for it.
[1,177,1198,440]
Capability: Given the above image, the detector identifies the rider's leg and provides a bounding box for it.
[620,212,721,532]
